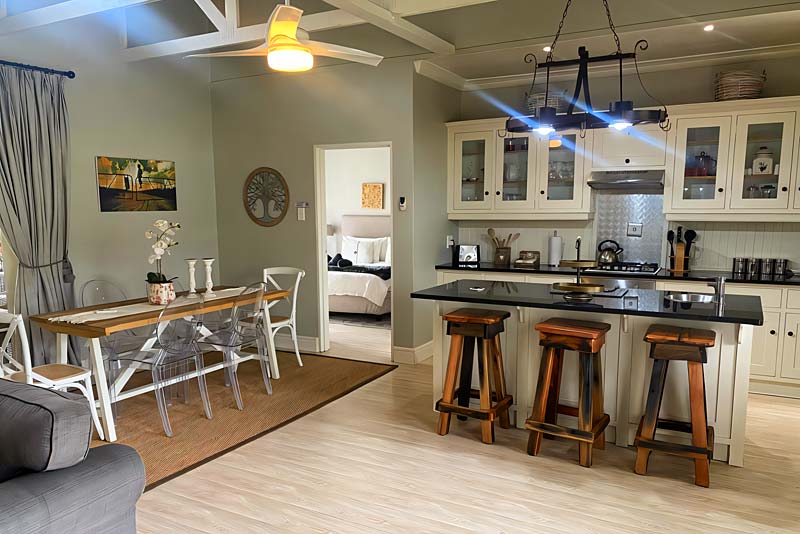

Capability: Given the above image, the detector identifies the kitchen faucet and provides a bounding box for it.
[708,276,726,313]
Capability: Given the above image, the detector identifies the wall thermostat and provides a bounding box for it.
[399,196,407,211]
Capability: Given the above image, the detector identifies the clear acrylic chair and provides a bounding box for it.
[109,295,212,437]
[198,282,273,409]
[263,267,305,379]
[0,311,105,439]
[80,279,155,356]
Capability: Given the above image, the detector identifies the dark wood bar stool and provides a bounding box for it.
[436,308,513,444]
[634,324,717,487]
[525,318,611,468]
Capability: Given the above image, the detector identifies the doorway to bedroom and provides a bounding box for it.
[315,143,392,364]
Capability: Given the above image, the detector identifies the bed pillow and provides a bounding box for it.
[341,236,380,265]
[384,237,392,264]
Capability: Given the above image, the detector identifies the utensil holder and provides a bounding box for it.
[493,247,511,266]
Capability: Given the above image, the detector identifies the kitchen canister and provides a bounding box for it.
[548,230,563,266]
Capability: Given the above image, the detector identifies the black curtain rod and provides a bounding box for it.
[0,59,76,79]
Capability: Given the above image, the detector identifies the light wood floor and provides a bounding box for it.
[138,361,800,533]
[323,322,392,363]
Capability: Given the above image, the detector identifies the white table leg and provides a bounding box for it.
[55,333,68,364]
[89,337,116,442]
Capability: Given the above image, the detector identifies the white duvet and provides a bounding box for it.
[328,263,391,306]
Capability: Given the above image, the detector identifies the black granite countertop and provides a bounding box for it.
[435,262,799,286]
[411,279,764,326]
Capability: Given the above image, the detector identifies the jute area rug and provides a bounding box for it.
[91,351,396,489]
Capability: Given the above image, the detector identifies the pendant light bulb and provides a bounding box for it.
[534,106,557,136]
[535,125,555,136]
[267,34,314,72]
[609,120,633,131]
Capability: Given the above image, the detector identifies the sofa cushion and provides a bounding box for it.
[0,378,92,473]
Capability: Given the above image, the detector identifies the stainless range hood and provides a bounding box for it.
[587,170,664,192]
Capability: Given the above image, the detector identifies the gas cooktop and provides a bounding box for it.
[583,262,661,276]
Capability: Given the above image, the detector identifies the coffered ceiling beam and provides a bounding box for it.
[322,0,455,55]
[0,0,155,36]
[193,0,226,32]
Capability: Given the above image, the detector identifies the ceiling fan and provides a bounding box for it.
[187,1,383,72]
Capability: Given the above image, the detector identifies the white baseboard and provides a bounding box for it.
[273,333,320,353]
[392,340,433,365]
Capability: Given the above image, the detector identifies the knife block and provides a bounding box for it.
[669,242,690,274]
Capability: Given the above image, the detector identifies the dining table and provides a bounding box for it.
[30,286,289,442]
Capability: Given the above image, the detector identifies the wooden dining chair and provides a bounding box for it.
[0,310,105,440]
[263,267,305,379]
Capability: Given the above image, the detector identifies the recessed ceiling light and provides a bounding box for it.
[543,46,552,52]
[703,24,715,32]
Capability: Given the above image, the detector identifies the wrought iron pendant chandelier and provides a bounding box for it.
[506,0,668,135]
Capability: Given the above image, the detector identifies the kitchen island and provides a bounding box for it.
[411,279,763,466]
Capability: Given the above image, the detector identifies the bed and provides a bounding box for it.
[328,215,391,316]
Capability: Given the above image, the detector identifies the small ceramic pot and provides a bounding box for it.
[147,282,176,305]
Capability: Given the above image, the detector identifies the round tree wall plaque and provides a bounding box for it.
[243,167,289,227]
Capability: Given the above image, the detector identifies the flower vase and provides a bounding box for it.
[147,281,176,305]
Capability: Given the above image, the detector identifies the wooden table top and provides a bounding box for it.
[30,287,289,338]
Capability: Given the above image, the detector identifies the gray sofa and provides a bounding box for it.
[0,378,145,533]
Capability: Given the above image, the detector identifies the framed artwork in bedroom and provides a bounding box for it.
[361,183,384,209]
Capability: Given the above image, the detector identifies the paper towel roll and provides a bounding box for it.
[548,233,562,266]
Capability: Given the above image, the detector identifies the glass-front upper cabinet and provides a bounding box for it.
[536,131,585,210]
[730,112,795,209]
[494,132,535,210]
[453,131,494,210]
[671,117,732,210]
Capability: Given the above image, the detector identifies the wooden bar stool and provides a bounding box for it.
[436,308,513,444]
[634,324,717,487]
[525,318,611,468]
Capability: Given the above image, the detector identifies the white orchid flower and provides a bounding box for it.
[153,247,165,256]
[145,230,155,239]
[154,240,167,250]
[148,255,158,264]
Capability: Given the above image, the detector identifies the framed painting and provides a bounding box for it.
[361,183,384,209]
[96,156,176,212]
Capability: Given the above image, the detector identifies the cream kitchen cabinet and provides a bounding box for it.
[781,313,800,380]
[750,311,781,377]
[447,119,591,220]
[729,111,796,210]
[591,124,667,169]
[670,116,733,211]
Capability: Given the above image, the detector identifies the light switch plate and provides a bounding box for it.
[627,222,643,237]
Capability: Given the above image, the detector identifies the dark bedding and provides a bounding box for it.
[328,264,391,281]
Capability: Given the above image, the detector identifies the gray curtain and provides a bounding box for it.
[0,64,76,365]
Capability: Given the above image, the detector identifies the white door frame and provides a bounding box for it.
[313,141,393,353]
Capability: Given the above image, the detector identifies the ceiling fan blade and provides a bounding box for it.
[301,40,383,67]
[186,44,268,58]
[268,4,303,42]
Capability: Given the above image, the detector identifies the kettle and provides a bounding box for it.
[597,239,624,264]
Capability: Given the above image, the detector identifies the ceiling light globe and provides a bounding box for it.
[543,46,552,52]
[535,126,555,136]
[703,24,715,32]
[268,48,314,72]
[609,120,633,131]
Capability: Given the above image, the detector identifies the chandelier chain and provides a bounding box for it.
[546,0,573,61]
[602,0,622,54]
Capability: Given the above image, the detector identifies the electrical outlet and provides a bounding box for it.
[627,222,643,237]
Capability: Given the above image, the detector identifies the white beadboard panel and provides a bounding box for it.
[667,221,800,269]
[457,220,594,265]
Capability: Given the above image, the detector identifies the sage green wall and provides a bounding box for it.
[210,60,417,347]
[0,13,219,301]
[411,74,460,347]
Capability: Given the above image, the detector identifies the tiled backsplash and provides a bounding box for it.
[457,221,594,265]
[666,221,800,270]
[457,220,800,270]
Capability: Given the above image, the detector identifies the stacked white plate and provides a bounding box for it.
[714,70,766,101]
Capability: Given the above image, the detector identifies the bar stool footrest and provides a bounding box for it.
[436,395,512,421]
[525,413,609,444]
[453,387,511,405]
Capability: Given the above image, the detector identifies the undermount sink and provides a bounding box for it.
[663,292,715,304]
